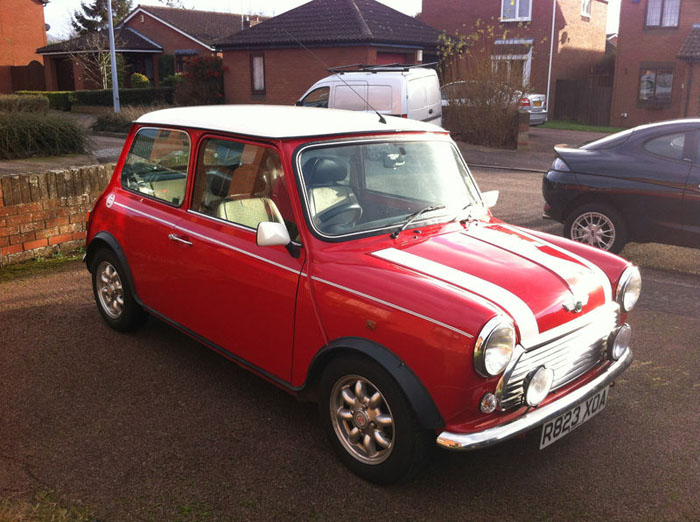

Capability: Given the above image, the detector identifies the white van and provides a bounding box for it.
[297,64,442,126]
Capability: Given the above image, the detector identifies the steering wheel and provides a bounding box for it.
[318,202,363,227]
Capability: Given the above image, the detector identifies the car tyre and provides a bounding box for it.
[91,248,148,332]
[319,355,433,484]
[564,203,627,253]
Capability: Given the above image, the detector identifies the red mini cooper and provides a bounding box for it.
[85,106,640,484]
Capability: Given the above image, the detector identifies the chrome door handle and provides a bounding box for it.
[168,233,192,246]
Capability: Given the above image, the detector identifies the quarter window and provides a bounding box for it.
[645,0,680,27]
[191,138,297,237]
[639,67,674,103]
[121,128,190,206]
[501,0,531,21]
[644,133,686,161]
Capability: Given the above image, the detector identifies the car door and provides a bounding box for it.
[682,132,700,246]
[116,126,193,321]
[626,130,693,242]
[173,136,305,382]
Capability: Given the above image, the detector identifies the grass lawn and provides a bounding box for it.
[541,120,626,134]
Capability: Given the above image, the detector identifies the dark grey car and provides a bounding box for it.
[543,119,700,253]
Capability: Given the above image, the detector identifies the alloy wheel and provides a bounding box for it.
[570,211,616,251]
[96,260,124,319]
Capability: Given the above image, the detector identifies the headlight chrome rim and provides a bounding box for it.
[616,265,641,313]
[607,323,632,361]
[474,317,516,378]
[524,366,555,407]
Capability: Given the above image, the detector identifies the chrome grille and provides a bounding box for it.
[497,303,619,411]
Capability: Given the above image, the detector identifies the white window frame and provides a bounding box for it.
[492,39,533,87]
[500,0,532,22]
[581,0,592,18]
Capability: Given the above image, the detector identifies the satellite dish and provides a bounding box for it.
[45,23,51,32]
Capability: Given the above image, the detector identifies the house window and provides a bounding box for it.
[581,0,592,17]
[645,0,681,28]
[175,50,199,73]
[251,53,265,94]
[501,0,532,22]
[639,67,674,104]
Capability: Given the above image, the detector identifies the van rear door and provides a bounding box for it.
[407,75,442,125]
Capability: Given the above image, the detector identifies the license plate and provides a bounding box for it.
[533,100,543,107]
[540,387,608,449]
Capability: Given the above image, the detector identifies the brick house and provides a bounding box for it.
[420,0,609,117]
[610,0,700,128]
[38,4,263,90]
[216,0,442,105]
[0,0,48,93]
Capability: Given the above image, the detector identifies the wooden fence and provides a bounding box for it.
[554,79,612,127]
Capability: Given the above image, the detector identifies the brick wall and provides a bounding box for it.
[0,165,114,267]
[0,0,47,93]
[610,0,700,128]
[421,0,608,115]
[125,14,214,56]
[222,46,376,105]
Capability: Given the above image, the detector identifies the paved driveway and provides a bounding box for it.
[0,167,698,521]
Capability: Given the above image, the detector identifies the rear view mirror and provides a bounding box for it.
[257,221,291,247]
[482,190,499,209]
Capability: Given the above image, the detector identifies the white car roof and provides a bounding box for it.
[135,105,444,139]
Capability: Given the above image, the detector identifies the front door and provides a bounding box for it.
[174,136,305,382]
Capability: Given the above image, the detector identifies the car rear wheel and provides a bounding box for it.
[91,248,148,331]
[319,355,433,484]
[564,203,627,253]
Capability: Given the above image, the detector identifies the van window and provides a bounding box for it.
[301,87,330,108]
[335,84,367,111]
[368,85,393,112]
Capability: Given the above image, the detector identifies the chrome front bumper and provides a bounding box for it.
[436,347,633,451]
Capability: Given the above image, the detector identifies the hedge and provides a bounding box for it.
[0,113,86,160]
[15,90,72,111]
[70,87,173,106]
[0,94,49,114]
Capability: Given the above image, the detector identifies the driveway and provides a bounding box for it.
[0,167,698,521]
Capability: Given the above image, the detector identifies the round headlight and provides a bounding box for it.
[524,366,554,407]
[608,323,631,361]
[617,266,641,312]
[474,318,516,377]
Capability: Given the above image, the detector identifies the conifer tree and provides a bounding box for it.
[71,0,133,35]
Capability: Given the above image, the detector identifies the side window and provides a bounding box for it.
[644,132,686,161]
[301,87,330,108]
[191,138,298,238]
[121,128,190,206]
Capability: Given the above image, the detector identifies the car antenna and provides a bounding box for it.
[281,27,387,124]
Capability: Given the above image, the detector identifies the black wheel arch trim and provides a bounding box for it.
[306,336,445,430]
[85,231,140,304]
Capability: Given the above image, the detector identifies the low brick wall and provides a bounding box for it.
[0,164,115,267]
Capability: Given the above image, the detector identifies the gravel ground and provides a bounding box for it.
[0,167,698,521]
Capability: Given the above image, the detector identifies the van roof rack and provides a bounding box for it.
[327,63,438,73]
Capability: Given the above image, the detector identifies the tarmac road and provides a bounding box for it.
[0,168,698,521]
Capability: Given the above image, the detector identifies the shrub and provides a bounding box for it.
[160,73,185,88]
[92,112,130,133]
[70,87,174,106]
[175,56,225,106]
[130,72,150,88]
[0,113,86,159]
[0,94,49,114]
[15,90,72,111]
[92,104,172,133]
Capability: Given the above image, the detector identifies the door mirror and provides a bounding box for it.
[257,221,291,247]
[482,190,499,209]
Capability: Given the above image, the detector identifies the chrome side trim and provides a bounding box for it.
[113,201,301,275]
[311,276,474,339]
[436,347,633,451]
[372,247,539,340]
[507,226,613,302]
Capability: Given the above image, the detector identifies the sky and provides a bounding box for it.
[44,0,620,40]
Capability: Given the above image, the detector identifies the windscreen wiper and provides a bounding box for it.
[390,205,445,239]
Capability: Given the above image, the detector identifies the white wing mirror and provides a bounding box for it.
[257,221,291,247]
[482,190,499,209]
